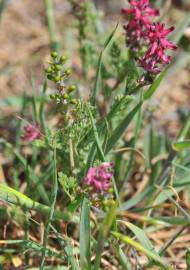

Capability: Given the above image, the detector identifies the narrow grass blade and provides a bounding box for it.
[172,140,190,151]
[90,23,118,106]
[87,104,105,161]
[112,244,132,270]
[105,102,142,154]
[65,239,79,270]
[125,90,143,182]
[80,197,91,270]
[123,221,158,255]
[119,186,154,211]
[86,105,120,204]
[40,146,58,269]
[94,202,116,270]
[44,0,58,51]
[0,184,72,221]
[186,249,190,269]
[39,79,48,132]
[159,225,187,256]
[143,69,167,100]
[0,0,6,21]
[112,232,168,268]
[0,239,65,260]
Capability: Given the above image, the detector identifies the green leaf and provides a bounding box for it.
[112,232,168,268]
[113,244,132,270]
[105,102,142,154]
[186,249,190,270]
[143,69,167,100]
[94,202,117,270]
[172,140,190,151]
[90,23,118,106]
[80,197,91,270]
[0,184,73,222]
[124,221,158,256]
[87,104,105,161]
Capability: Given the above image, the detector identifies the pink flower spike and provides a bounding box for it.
[84,163,113,193]
[22,123,41,142]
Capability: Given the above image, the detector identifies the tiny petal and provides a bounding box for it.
[22,123,41,142]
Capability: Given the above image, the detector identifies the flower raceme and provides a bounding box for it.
[84,163,113,193]
[140,23,177,74]
[122,0,159,28]
[122,0,177,75]
[22,123,41,142]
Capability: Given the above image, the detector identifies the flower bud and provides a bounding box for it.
[70,99,77,105]
[67,85,76,93]
[65,69,71,76]
[53,76,61,83]
[49,94,56,100]
[55,64,62,71]
[51,51,58,59]
[45,67,52,73]
[60,55,67,63]
[62,93,69,99]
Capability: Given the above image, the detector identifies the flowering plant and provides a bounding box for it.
[0,0,190,269]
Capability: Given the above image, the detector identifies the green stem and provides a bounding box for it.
[44,0,58,51]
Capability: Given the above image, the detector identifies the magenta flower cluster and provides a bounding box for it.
[22,123,41,142]
[122,0,177,74]
[84,162,113,193]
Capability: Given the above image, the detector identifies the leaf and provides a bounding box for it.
[105,102,142,154]
[118,186,154,211]
[143,69,167,100]
[124,221,158,255]
[90,23,118,106]
[172,140,190,151]
[39,147,58,269]
[186,249,190,270]
[94,202,117,270]
[113,244,132,270]
[112,232,167,268]
[0,184,73,222]
[0,139,50,204]
[87,104,105,161]
[80,197,91,270]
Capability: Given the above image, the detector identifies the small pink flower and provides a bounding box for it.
[22,123,41,142]
[122,0,159,27]
[147,23,177,50]
[84,162,113,193]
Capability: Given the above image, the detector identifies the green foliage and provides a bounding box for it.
[58,173,77,201]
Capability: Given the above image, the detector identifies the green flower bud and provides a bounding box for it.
[60,55,67,63]
[49,94,56,100]
[62,93,69,99]
[70,99,77,105]
[55,64,62,71]
[53,76,61,83]
[51,51,58,58]
[67,85,76,93]
[65,69,71,76]
[45,67,52,73]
